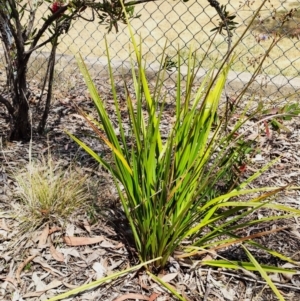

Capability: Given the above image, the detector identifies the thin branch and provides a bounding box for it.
[123,0,161,6]
[0,94,15,117]
[24,33,60,55]
[23,4,37,42]
[38,34,58,133]
[77,9,95,22]
[207,0,232,58]
[7,0,24,53]
[0,6,17,48]
[24,5,69,63]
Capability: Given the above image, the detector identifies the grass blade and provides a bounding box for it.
[47,258,161,301]
[242,245,286,301]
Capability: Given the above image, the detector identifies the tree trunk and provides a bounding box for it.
[9,72,31,141]
[9,97,31,141]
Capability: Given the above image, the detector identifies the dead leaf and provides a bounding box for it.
[38,224,49,248]
[290,227,300,239]
[93,261,107,279]
[149,292,160,301]
[33,257,66,277]
[0,276,18,287]
[59,248,81,258]
[114,242,125,249]
[32,271,46,291]
[281,263,299,281]
[23,279,63,298]
[159,272,178,283]
[64,236,105,246]
[70,113,86,120]
[139,274,151,291]
[209,275,233,300]
[85,250,104,264]
[0,219,11,231]
[253,154,264,162]
[11,291,24,301]
[108,259,124,271]
[50,244,65,262]
[247,132,258,141]
[269,273,283,282]
[48,227,62,235]
[44,279,63,290]
[59,98,70,105]
[202,254,214,261]
[16,254,38,283]
[100,240,117,248]
[65,223,75,236]
[22,291,46,298]
[264,120,272,139]
[82,219,91,233]
[181,291,192,301]
[113,293,150,301]
[62,281,78,289]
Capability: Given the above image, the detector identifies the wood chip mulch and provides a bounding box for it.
[1,70,300,301]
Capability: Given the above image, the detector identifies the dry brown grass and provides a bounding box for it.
[26,54,80,91]
[13,152,89,232]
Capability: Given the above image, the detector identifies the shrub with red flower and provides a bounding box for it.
[50,1,63,14]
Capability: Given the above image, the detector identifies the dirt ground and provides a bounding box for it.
[1,64,300,301]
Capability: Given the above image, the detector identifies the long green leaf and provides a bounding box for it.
[202,259,296,274]
[148,272,187,301]
[242,246,286,301]
[74,54,132,175]
[69,0,300,274]
[47,258,161,301]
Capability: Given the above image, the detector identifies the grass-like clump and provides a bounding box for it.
[51,1,300,300]
[14,154,89,231]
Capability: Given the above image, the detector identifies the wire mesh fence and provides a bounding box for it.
[27,0,300,97]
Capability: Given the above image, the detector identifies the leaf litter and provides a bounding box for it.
[0,72,300,300]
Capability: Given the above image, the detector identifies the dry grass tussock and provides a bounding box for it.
[12,151,89,233]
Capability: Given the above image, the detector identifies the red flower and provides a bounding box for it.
[50,2,62,14]
[238,163,247,173]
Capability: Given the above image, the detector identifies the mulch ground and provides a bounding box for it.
[1,69,300,301]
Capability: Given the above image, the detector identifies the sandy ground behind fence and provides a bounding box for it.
[1,0,300,77]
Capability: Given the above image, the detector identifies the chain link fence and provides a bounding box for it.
[28,0,300,98]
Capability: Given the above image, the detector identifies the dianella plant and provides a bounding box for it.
[69,1,300,299]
